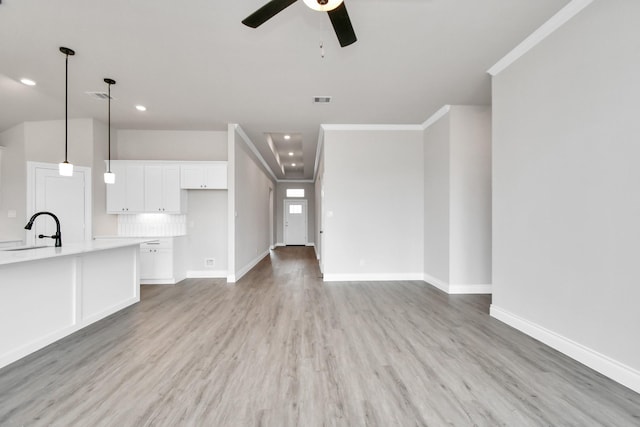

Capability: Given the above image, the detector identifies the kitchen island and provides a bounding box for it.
[0,239,146,369]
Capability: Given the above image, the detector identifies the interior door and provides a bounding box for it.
[284,199,307,246]
[28,162,91,246]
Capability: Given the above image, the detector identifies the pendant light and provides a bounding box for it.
[59,47,75,177]
[103,78,116,184]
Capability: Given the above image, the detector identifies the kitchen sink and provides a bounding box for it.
[1,246,50,251]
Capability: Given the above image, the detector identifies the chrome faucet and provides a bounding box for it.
[25,211,62,247]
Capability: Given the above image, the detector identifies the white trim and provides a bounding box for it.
[323,273,424,282]
[186,270,228,279]
[140,278,179,285]
[278,179,314,183]
[490,305,640,394]
[420,105,451,130]
[423,273,492,294]
[230,249,270,283]
[423,273,449,293]
[274,242,285,247]
[487,0,594,76]
[305,243,315,247]
[321,124,423,132]
[314,245,320,260]
[232,124,278,182]
[313,126,324,182]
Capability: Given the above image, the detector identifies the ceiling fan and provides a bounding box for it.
[242,0,357,47]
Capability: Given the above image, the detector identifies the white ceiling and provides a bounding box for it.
[0,0,570,180]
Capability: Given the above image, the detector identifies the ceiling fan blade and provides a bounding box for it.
[242,0,298,28]
[327,2,357,47]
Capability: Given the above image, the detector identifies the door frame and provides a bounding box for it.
[283,198,308,246]
[26,161,92,245]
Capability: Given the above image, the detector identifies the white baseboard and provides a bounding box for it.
[274,242,285,247]
[229,250,270,283]
[305,243,315,247]
[186,270,228,279]
[423,273,492,294]
[422,273,449,293]
[490,305,640,394]
[140,278,178,285]
[314,245,320,260]
[323,273,424,282]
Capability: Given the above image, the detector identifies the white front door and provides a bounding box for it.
[284,199,307,246]
[27,162,91,246]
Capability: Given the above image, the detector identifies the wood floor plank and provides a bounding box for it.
[0,246,639,426]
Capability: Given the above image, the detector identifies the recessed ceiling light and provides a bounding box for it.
[284,135,291,140]
[20,78,36,86]
[288,152,294,156]
[135,105,146,111]
[291,163,296,167]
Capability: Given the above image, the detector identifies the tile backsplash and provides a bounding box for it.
[118,214,186,237]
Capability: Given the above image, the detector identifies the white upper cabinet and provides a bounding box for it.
[144,164,184,213]
[180,162,227,189]
[106,161,145,213]
[106,160,225,214]
[106,161,186,214]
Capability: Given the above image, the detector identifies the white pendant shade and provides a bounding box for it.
[104,171,115,184]
[59,161,73,176]
[302,0,343,12]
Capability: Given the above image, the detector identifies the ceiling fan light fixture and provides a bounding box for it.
[302,0,343,12]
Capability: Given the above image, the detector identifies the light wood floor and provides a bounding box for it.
[0,247,639,426]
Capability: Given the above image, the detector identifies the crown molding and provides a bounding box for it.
[420,105,451,130]
[321,124,423,132]
[488,0,594,76]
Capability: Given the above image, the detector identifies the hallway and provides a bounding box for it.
[0,246,638,426]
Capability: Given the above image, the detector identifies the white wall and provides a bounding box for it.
[423,106,492,293]
[24,119,94,168]
[0,119,119,240]
[314,146,324,264]
[322,128,424,281]
[0,124,26,241]
[491,0,640,392]
[423,114,451,284]
[275,182,315,246]
[185,190,227,276]
[449,106,492,287]
[117,130,227,160]
[228,125,275,282]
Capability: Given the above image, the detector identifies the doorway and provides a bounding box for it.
[284,199,307,246]
[27,162,92,246]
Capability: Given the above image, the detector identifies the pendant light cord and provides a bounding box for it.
[107,83,111,173]
[64,52,68,163]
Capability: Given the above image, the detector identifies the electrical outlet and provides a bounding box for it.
[204,258,215,268]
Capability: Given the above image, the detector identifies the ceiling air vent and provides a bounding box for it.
[85,91,112,100]
[313,96,331,104]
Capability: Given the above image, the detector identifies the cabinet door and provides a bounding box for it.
[106,162,127,213]
[144,165,164,212]
[180,165,204,189]
[203,163,227,189]
[139,248,155,279]
[155,248,174,279]
[161,165,182,213]
[125,164,145,212]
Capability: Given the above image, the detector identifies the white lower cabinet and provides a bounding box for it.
[139,237,185,284]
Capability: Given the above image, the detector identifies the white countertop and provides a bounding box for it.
[0,239,152,266]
